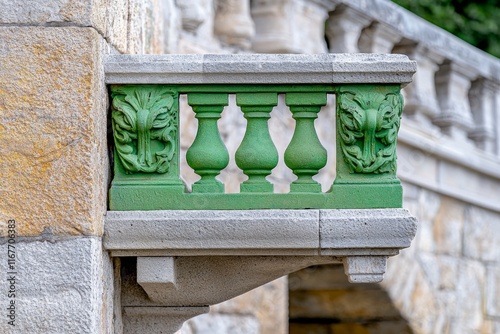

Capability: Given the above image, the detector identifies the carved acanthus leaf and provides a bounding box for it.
[112,86,177,174]
[338,90,402,174]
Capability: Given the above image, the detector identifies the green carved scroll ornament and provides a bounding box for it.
[337,88,403,174]
[111,86,178,174]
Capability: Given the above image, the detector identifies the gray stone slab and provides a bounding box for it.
[319,209,417,249]
[104,210,320,253]
[0,237,111,334]
[104,53,416,85]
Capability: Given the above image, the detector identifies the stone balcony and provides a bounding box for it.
[104,53,417,333]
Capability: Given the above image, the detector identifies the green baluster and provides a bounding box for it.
[284,92,328,192]
[186,93,229,193]
[235,93,279,192]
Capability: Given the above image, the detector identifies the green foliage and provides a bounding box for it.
[392,0,500,58]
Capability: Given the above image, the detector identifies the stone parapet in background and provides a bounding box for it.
[1,0,499,333]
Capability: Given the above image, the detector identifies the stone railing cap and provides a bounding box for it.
[105,53,416,86]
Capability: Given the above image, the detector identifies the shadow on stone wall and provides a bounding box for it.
[289,264,413,334]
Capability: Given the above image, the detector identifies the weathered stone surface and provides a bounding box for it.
[432,197,464,256]
[0,27,109,237]
[0,0,129,53]
[0,237,112,333]
[0,0,94,25]
[104,53,417,85]
[104,210,319,254]
[486,265,500,318]
[127,0,167,54]
[319,209,417,250]
[451,260,486,332]
[463,206,500,262]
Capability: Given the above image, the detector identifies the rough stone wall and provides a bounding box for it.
[382,184,500,333]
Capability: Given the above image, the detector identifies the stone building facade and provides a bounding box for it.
[0,0,499,333]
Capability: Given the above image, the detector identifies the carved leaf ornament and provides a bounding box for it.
[112,87,177,174]
[338,90,402,174]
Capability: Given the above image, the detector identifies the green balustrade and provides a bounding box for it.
[109,84,404,210]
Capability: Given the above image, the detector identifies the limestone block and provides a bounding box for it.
[412,189,441,253]
[0,27,108,237]
[0,0,129,53]
[451,260,485,332]
[486,265,500,319]
[403,269,440,333]
[464,206,500,262]
[432,197,464,256]
[418,253,458,291]
[0,0,94,25]
[0,237,112,333]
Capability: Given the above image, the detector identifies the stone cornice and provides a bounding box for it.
[104,54,416,86]
[104,208,416,260]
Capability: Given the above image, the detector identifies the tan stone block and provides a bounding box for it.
[0,0,129,53]
[0,27,108,236]
[414,189,441,253]
[464,206,500,261]
[405,270,440,333]
[486,265,500,319]
[432,197,464,255]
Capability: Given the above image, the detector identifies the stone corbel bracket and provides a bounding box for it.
[104,209,416,305]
